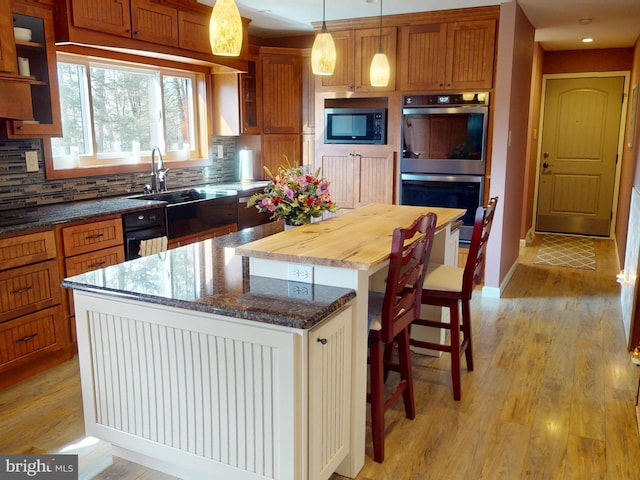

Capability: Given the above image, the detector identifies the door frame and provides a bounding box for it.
[532,71,630,239]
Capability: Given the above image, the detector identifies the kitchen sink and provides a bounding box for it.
[129,187,239,239]
[132,187,237,205]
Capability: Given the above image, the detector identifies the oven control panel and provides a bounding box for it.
[403,93,489,107]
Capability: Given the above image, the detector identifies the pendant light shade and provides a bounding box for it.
[370,51,390,87]
[209,0,243,57]
[311,0,336,75]
[370,0,390,87]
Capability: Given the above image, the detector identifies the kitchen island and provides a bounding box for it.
[236,203,465,478]
[63,204,464,480]
[63,222,356,480]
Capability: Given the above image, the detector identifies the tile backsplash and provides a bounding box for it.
[0,137,238,211]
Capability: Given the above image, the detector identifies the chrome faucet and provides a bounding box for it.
[149,146,169,193]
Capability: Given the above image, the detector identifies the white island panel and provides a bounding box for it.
[74,291,353,480]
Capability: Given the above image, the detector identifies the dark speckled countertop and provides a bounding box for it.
[62,222,356,329]
[0,181,270,236]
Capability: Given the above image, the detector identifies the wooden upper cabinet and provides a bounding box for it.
[317,27,396,93]
[445,19,496,90]
[398,23,447,91]
[316,30,354,92]
[354,27,396,93]
[6,1,62,137]
[131,0,178,47]
[177,9,209,53]
[69,0,178,47]
[399,19,496,91]
[260,48,301,134]
[0,0,17,73]
[70,0,132,37]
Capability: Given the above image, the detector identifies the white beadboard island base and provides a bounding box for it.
[73,291,353,480]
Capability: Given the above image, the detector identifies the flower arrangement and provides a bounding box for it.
[247,162,340,226]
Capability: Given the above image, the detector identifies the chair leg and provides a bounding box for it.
[369,340,386,463]
[461,299,474,372]
[395,329,415,419]
[383,342,394,382]
[449,303,461,401]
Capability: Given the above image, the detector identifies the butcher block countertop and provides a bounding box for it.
[235,203,466,270]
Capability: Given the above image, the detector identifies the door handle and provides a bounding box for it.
[542,162,554,169]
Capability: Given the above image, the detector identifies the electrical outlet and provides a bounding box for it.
[217,145,224,158]
[25,151,39,172]
[288,281,313,300]
[287,263,313,283]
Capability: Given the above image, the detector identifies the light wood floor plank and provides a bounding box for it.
[1,236,639,479]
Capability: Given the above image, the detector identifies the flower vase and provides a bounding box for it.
[284,219,297,231]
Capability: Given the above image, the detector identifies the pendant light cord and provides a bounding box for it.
[378,0,383,52]
[321,0,328,33]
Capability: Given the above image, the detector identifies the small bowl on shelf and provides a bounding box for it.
[14,27,32,42]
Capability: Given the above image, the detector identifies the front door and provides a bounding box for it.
[536,76,625,236]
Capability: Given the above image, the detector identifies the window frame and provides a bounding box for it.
[45,46,212,180]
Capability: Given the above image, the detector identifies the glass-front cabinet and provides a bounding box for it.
[6,1,61,137]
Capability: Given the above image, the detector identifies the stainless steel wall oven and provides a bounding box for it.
[401,174,484,243]
[400,93,489,244]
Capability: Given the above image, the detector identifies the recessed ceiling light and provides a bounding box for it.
[582,38,594,43]
[578,17,592,25]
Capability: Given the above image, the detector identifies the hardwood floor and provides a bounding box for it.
[1,236,639,479]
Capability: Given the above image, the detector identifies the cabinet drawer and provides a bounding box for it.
[62,218,124,257]
[0,259,61,322]
[65,245,125,277]
[0,230,56,271]
[0,307,59,366]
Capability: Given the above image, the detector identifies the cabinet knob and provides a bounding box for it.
[317,338,327,345]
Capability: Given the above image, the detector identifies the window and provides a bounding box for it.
[51,53,207,174]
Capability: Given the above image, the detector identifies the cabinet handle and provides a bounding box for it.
[16,333,38,343]
[87,261,106,269]
[317,338,327,345]
[17,126,24,131]
[85,233,105,240]
[133,31,140,35]
[10,286,33,295]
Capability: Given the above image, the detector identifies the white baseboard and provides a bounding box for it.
[482,257,519,299]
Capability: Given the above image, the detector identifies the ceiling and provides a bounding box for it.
[197,0,640,51]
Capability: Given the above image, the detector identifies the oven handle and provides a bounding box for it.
[401,173,484,183]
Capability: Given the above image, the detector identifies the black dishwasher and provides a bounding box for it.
[122,207,166,260]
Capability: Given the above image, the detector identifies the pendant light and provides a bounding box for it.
[369,0,390,87]
[311,0,336,75]
[209,0,243,56]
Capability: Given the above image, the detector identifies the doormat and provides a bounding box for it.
[533,235,596,270]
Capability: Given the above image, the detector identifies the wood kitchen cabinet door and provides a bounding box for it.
[316,27,396,93]
[130,0,178,47]
[354,26,396,92]
[357,151,395,207]
[0,0,17,73]
[70,0,179,47]
[399,23,448,91]
[445,19,496,90]
[316,30,354,92]
[261,134,301,179]
[70,0,132,38]
[261,48,302,134]
[320,152,357,209]
[399,19,496,91]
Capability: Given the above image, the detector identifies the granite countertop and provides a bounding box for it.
[0,181,269,236]
[62,222,356,330]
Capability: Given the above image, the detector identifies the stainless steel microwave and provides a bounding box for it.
[324,108,387,144]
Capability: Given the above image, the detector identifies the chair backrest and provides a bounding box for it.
[380,212,438,343]
[461,196,498,299]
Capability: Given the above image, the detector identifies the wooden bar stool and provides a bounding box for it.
[411,197,498,401]
[367,212,437,463]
